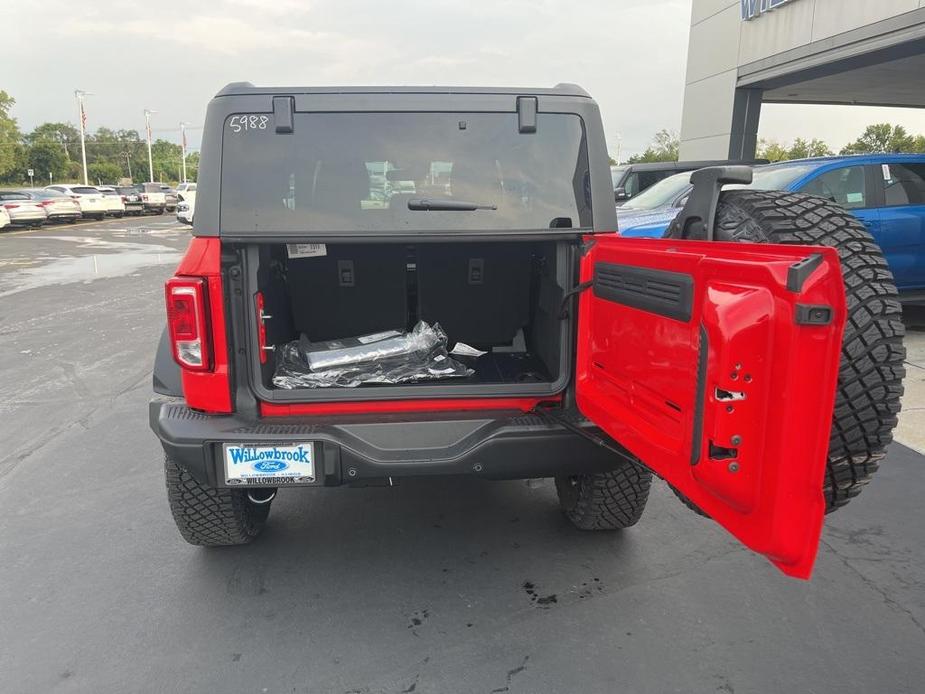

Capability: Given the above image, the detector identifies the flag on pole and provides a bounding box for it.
[80,101,87,130]
[182,129,187,150]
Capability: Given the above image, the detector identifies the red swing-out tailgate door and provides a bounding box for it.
[576,235,846,579]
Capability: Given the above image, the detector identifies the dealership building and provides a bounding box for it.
[679,0,925,160]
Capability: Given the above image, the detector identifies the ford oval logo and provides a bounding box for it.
[253,460,289,473]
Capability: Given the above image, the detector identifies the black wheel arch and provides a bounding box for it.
[153,326,183,397]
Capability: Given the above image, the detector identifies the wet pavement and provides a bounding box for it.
[0,215,924,694]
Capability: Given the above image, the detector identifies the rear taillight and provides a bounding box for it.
[165,277,211,371]
[70,195,79,200]
[39,200,54,207]
[3,203,19,209]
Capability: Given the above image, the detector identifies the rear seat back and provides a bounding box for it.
[416,243,531,347]
[288,245,409,342]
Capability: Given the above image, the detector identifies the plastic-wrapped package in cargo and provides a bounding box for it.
[272,321,474,389]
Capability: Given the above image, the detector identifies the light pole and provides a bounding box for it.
[144,109,156,182]
[612,133,623,165]
[179,121,189,183]
[75,90,92,185]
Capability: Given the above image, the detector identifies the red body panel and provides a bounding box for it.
[261,396,559,417]
[577,236,845,579]
[173,238,232,413]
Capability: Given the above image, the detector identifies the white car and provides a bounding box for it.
[176,182,197,199]
[0,190,47,227]
[137,182,167,214]
[0,205,11,230]
[46,184,108,220]
[176,191,195,225]
[96,186,127,217]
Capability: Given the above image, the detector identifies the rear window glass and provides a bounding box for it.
[0,192,29,200]
[220,112,591,233]
[72,186,99,194]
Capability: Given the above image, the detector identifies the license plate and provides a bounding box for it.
[223,443,316,485]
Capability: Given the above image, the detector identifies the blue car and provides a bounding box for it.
[617,154,925,295]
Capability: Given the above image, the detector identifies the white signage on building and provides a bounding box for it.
[741,0,798,21]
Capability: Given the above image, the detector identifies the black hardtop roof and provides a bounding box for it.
[215,82,591,98]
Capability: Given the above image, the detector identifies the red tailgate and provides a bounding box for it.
[576,235,846,578]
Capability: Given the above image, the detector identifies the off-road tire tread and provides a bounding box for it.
[555,462,653,530]
[714,190,905,513]
[164,456,270,545]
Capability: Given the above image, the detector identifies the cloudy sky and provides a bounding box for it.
[3,0,924,157]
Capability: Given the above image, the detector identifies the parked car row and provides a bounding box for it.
[0,181,188,230]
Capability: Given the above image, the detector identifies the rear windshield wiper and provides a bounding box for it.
[407,198,497,211]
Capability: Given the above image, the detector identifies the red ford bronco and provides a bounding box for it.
[150,83,905,579]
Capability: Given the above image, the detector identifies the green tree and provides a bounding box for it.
[87,161,122,185]
[27,141,69,183]
[626,129,680,164]
[788,137,832,159]
[146,139,184,183]
[758,137,832,162]
[840,123,917,154]
[757,139,789,162]
[184,150,200,182]
[0,90,25,183]
[26,122,80,160]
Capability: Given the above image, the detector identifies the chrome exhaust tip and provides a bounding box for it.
[247,489,277,505]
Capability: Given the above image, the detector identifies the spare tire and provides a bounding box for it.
[710,190,906,513]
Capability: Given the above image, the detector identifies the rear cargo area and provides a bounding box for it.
[245,240,573,399]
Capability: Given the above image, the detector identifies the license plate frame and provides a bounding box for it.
[223,442,317,486]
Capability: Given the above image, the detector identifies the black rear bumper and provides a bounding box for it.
[149,399,621,487]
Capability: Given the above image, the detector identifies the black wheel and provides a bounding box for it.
[67,217,77,224]
[713,190,906,513]
[164,456,272,545]
[114,212,124,218]
[156,208,165,215]
[555,459,652,530]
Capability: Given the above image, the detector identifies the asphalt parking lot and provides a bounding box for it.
[1,215,924,694]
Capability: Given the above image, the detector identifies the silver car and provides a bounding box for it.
[22,188,82,224]
[0,191,47,227]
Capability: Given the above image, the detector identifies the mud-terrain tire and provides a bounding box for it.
[165,456,271,545]
[712,190,906,513]
[555,460,652,530]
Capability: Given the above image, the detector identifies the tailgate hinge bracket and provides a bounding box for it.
[666,166,754,241]
[787,253,824,292]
